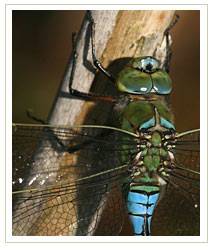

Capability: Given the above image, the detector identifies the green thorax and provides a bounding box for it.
[118,100,175,184]
[116,56,172,95]
[120,100,175,133]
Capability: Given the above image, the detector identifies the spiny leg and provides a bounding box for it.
[26,110,47,124]
[163,13,180,73]
[68,31,86,98]
[68,11,121,103]
[69,32,78,95]
[87,10,116,83]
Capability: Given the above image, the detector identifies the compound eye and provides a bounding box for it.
[140,57,160,73]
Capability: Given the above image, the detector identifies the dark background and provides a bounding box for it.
[12,10,200,133]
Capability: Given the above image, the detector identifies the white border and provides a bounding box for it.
[2,2,208,245]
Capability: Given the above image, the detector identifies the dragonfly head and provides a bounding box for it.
[116,56,172,95]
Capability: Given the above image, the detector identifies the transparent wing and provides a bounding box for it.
[151,130,200,236]
[13,124,200,236]
[12,124,138,236]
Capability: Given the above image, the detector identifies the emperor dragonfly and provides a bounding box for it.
[12,10,200,236]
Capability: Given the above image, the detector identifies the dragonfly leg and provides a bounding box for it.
[69,32,116,102]
[163,13,180,73]
[68,12,122,103]
[68,31,78,95]
[87,10,116,83]
[26,110,47,124]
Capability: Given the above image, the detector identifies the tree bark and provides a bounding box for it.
[48,10,175,126]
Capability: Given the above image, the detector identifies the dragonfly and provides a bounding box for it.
[12,11,200,236]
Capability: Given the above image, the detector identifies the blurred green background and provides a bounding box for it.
[12,10,200,132]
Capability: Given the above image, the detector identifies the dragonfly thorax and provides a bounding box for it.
[126,129,179,184]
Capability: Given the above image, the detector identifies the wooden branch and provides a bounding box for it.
[100,10,175,67]
[48,10,175,126]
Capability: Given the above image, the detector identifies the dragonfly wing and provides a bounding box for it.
[151,183,199,236]
[12,124,132,236]
[151,130,200,236]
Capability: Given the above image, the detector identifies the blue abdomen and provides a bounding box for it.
[127,186,160,236]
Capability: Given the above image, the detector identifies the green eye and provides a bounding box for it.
[116,56,171,95]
